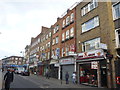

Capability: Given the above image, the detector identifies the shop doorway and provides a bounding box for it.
[101,68,107,87]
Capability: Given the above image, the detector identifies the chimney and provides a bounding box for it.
[67,9,70,13]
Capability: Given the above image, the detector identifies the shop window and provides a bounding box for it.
[79,63,98,86]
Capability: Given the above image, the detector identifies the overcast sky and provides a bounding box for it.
[0,0,83,59]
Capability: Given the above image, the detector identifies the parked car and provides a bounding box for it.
[14,67,25,74]
[21,70,30,76]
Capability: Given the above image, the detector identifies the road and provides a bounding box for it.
[1,73,98,89]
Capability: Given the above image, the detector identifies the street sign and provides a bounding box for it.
[91,61,98,69]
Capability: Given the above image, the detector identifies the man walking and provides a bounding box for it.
[72,72,76,84]
[65,72,69,84]
[4,68,14,90]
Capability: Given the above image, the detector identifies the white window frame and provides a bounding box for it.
[70,13,74,22]
[56,36,59,44]
[70,27,74,37]
[62,33,65,41]
[66,30,69,39]
[82,38,100,52]
[62,19,65,27]
[113,2,120,20]
[82,16,99,33]
[81,0,98,16]
[66,16,70,25]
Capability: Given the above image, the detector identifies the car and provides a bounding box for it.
[21,70,30,76]
[14,67,25,74]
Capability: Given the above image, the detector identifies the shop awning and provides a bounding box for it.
[29,65,34,68]
[50,59,58,65]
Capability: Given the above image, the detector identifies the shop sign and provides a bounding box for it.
[56,48,60,57]
[60,58,74,65]
[91,61,98,69]
[77,49,104,60]
[70,44,75,52]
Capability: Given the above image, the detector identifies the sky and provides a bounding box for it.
[0,0,82,59]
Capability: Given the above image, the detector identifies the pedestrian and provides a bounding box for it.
[65,72,69,84]
[72,72,76,84]
[4,68,14,90]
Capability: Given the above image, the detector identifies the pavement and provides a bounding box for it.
[0,71,2,90]
[28,74,97,88]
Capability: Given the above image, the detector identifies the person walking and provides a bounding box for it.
[4,68,14,90]
[72,72,76,84]
[65,72,69,84]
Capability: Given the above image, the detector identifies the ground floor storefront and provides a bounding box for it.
[77,49,109,88]
[59,56,75,82]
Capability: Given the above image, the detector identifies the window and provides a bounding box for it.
[66,16,70,25]
[116,30,120,47]
[66,30,69,39]
[62,19,65,27]
[66,47,69,56]
[62,48,65,57]
[46,34,48,39]
[113,2,120,20]
[48,42,50,47]
[70,27,74,37]
[48,52,50,59]
[70,13,74,22]
[53,28,56,34]
[81,0,98,16]
[56,36,59,44]
[49,32,51,37]
[62,33,65,41]
[52,38,55,45]
[82,38,100,52]
[82,16,99,33]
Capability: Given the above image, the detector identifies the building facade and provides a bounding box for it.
[2,56,23,71]
[112,0,120,88]
[76,0,115,88]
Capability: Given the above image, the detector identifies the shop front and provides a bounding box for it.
[37,61,44,75]
[59,56,75,82]
[77,49,108,87]
[49,59,59,79]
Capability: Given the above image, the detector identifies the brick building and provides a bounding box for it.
[2,56,23,70]
[76,0,115,88]
[112,0,120,88]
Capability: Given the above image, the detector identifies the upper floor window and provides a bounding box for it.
[66,30,69,39]
[70,27,74,37]
[113,2,120,20]
[56,36,59,44]
[49,32,51,37]
[82,16,99,33]
[70,13,74,22]
[62,48,65,57]
[66,16,70,25]
[82,38,100,52]
[66,47,69,56]
[52,38,55,45]
[62,19,65,27]
[46,34,48,39]
[81,0,98,16]
[62,33,65,41]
